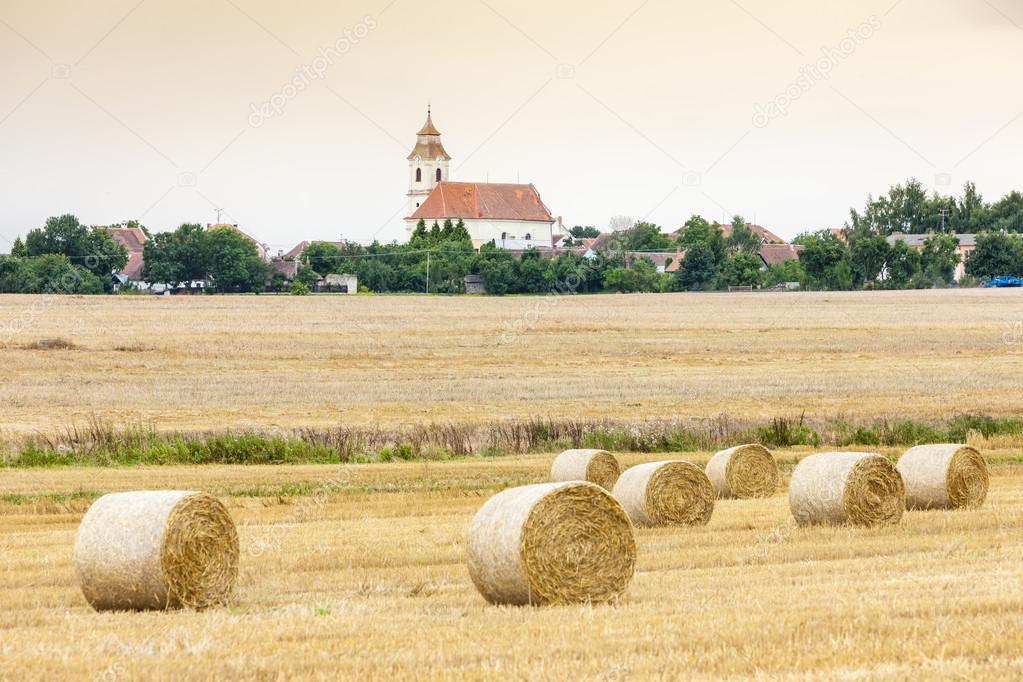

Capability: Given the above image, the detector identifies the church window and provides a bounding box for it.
[524,233,532,240]
[436,168,442,182]
[415,168,422,183]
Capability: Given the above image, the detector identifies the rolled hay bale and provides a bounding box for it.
[467,482,636,606]
[74,491,239,611]
[705,444,779,499]
[550,449,621,490]
[897,444,989,510]
[789,452,905,527]
[611,461,715,527]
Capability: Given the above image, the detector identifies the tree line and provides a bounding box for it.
[3,178,1022,296]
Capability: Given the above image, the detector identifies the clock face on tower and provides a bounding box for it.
[414,156,422,164]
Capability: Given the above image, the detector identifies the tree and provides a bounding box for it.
[142,223,207,286]
[762,259,804,288]
[884,240,921,289]
[620,222,672,251]
[725,216,762,255]
[204,228,268,292]
[956,182,989,232]
[988,191,1023,232]
[549,252,603,293]
[721,252,763,288]
[451,219,472,244]
[270,271,287,292]
[409,219,429,246]
[476,251,516,295]
[440,219,455,240]
[920,234,960,285]
[607,215,634,231]
[676,244,718,291]
[516,250,552,293]
[24,214,127,280]
[0,254,104,294]
[677,216,726,265]
[849,178,931,234]
[602,258,661,293]
[296,265,320,287]
[302,242,343,276]
[797,231,850,289]
[849,235,890,286]
[570,226,600,238]
[966,233,1023,279]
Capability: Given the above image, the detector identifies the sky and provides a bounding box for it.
[1,0,1022,251]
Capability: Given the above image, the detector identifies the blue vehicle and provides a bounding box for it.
[983,276,1023,288]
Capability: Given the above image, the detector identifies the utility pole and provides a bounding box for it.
[938,208,951,232]
[426,251,430,295]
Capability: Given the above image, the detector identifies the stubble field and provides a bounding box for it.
[1,290,1022,679]
[1,289,1022,435]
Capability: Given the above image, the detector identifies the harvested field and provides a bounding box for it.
[1,453,1022,679]
[1,290,1022,434]
[2,290,1022,679]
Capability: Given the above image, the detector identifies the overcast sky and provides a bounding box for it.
[1,0,1021,250]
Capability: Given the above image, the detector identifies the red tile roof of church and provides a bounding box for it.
[408,182,554,223]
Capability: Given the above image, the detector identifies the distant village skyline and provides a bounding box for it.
[2,0,1022,249]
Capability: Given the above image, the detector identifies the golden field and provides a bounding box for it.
[1,453,1022,680]
[0,289,1022,435]
[2,290,1023,679]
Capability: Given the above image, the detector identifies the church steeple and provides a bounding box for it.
[406,106,452,221]
[418,104,441,136]
[407,106,450,161]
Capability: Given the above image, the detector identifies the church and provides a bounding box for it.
[404,110,560,247]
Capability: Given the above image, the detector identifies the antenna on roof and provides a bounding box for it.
[214,208,223,223]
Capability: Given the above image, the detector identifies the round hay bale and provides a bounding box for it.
[74,491,240,611]
[550,449,621,490]
[897,444,989,510]
[466,482,636,606]
[789,452,905,527]
[611,461,715,527]
[705,444,779,499]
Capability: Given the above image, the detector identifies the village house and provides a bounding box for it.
[886,232,977,281]
[100,225,148,283]
[758,243,802,268]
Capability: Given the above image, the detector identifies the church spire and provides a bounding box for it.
[408,106,449,160]
[418,105,441,136]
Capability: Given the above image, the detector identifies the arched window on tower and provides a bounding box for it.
[436,168,442,182]
[415,168,422,183]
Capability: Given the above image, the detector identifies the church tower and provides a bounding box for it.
[406,107,451,219]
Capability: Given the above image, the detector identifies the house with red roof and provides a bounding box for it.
[100,225,148,281]
[720,223,787,245]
